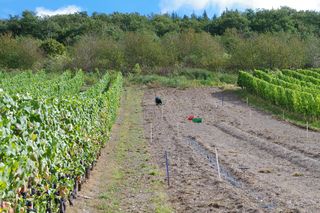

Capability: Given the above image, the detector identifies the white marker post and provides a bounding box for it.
[307,121,309,139]
[215,148,221,181]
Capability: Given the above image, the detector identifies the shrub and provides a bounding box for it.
[71,35,124,71]
[0,34,44,69]
[122,31,167,69]
[40,39,66,56]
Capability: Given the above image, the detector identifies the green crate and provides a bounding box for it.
[192,118,202,123]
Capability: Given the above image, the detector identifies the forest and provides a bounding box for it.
[1,7,320,73]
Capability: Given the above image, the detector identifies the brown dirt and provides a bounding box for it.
[143,87,320,213]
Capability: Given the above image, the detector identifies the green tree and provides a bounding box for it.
[208,10,249,35]
[41,39,66,56]
[172,30,226,69]
[248,7,297,33]
[72,35,124,71]
[20,11,40,37]
[122,31,166,69]
[151,14,178,36]
[0,35,43,69]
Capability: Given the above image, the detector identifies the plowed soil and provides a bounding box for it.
[143,87,320,213]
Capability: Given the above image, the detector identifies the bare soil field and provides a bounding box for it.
[143,87,320,213]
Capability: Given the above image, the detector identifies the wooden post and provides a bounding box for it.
[215,148,221,181]
[221,94,224,106]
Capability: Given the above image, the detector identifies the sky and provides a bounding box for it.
[1,0,320,19]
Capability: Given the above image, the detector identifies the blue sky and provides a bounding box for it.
[1,0,161,18]
[1,0,320,19]
[0,0,163,18]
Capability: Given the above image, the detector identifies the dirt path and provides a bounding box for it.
[68,87,171,213]
[143,87,320,213]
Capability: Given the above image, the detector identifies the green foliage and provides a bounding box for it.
[0,71,123,212]
[40,39,66,56]
[151,14,178,36]
[238,70,320,118]
[237,90,320,130]
[176,30,226,69]
[0,35,43,69]
[123,31,166,69]
[1,9,320,71]
[4,7,320,42]
[282,69,320,86]
[129,68,237,88]
[72,35,124,71]
[276,72,320,91]
[132,63,142,75]
[43,54,71,72]
[208,10,249,35]
[230,33,306,70]
[253,70,319,96]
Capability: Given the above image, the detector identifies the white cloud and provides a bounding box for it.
[35,5,82,17]
[160,0,320,14]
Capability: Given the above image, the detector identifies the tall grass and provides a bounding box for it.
[128,68,237,88]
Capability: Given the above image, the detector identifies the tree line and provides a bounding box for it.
[1,7,320,72]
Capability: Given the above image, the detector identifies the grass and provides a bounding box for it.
[96,86,172,212]
[235,89,320,131]
[292,172,304,177]
[128,68,237,88]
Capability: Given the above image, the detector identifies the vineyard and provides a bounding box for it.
[238,69,320,120]
[0,71,122,212]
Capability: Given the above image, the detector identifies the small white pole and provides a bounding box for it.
[246,97,249,106]
[215,148,221,181]
[282,110,285,120]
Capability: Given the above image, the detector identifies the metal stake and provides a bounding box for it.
[165,151,170,186]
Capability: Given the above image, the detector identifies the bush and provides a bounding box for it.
[0,34,44,69]
[132,63,142,74]
[122,31,167,69]
[177,68,214,80]
[229,33,306,70]
[71,35,124,71]
[40,39,66,56]
[43,54,71,72]
[164,30,226,70]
